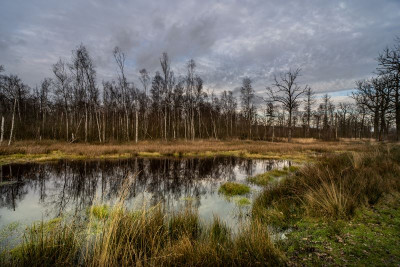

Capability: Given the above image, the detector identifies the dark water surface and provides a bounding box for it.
[0,157,291,230]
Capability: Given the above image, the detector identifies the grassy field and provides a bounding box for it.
[1,140,399,266]
[0,138,374,165]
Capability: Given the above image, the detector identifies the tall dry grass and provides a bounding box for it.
[253,145,400,222]
[1,174,285,267]
[0,139,373,157]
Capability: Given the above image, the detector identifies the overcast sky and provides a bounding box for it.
[1,0,399,101]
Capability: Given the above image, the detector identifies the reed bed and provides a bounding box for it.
[0,139,372,158]
[0,176,285,267]
[253,145,400,224]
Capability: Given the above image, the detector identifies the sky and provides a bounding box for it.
[1,0,400,103]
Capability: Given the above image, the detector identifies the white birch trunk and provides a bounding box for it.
[8,98,17,146]
[135,109,138,143]
[0,116,4,144]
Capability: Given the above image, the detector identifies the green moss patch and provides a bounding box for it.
[234,197,251,206]
[219,182,250,196]
[247,173,273,186]
[248,165,301,186]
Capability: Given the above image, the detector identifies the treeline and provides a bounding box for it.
[0,39,399,144]
[353,37,400,141]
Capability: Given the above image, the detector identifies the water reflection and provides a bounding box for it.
[0,157,290,228]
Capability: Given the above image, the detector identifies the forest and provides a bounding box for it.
[1,38,399,144]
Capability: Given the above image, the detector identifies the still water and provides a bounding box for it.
[0,157,291,230]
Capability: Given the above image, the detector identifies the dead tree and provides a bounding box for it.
[303,86,315,138]
[267,68,307,142]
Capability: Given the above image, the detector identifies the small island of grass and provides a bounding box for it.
[218,182,250,196]
[247,173,273,186]
[248,165,300,186]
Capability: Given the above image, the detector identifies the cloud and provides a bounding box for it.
[0,0,399,96]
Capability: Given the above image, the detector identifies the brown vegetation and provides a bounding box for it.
[1,139,373,157]
[253,144,400,223]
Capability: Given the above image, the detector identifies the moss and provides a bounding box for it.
[234,197,251,206]
[288,165,299,172]
[138,152,162,157]
[247,173,273,186]
[219,182,250,196]
[268,169,289,177]
[248,166,299,186]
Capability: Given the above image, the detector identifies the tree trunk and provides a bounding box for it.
[395,87,400,141]
[272,125,275,142]
[288,110,292,142]
[0,116,4,144]
[125,111,129,142]
[85,105,88,142]
[8,98,17,146]
[96,111,102,142]
[135,109,138,143]
[374,109,379,141]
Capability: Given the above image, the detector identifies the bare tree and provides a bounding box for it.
[3,75,24,145]
[139,69,150,138]
[113,46,130,142]
[352,76,391,141]
[0,65,4,144]
[53,59,71,141]
[303,86,315,137]
[186,59,196,140]
[160,52,172,141]
[377,40,400,140]
[267,68,307,142]
[338,102,351,137]
[240,77,256,139]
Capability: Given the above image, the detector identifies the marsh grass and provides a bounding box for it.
[1,175,285,267]
[2,206,285,266]
[0,139,373,165]
[234,197,251,206]
[253,145,400,223]
[87,205,109,220]
[2,143,398,266]
[218,182,250,196]
[248,165,298,186]
[247,173,273,186]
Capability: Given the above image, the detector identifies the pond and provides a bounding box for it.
[0,157,291,231]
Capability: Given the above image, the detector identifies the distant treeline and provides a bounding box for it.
[0,38,399,144]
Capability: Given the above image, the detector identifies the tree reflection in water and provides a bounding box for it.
[0,157,290,228]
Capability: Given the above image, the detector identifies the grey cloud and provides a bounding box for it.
[0,0,399,96]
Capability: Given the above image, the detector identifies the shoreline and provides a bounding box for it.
[0,139,372,165]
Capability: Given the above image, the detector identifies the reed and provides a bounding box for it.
[253,145,400,222]
[2,174,285,266]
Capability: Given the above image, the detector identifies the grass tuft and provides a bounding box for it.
[234,197,251,206]
[248,173,273,186]
[88,204,109,220]
[253,145,400,222]
[219,182,250,196]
